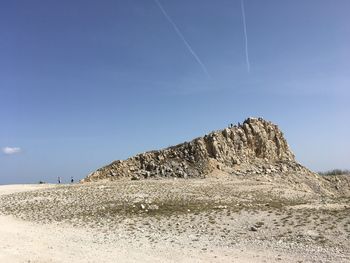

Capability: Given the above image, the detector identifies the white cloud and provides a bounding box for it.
[2,147,22,155]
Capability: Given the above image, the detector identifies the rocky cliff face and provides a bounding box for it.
[82,117,309,182]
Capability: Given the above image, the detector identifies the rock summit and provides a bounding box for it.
[82,117,310,182]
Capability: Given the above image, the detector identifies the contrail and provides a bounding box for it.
[240,0,250,72]
[154,0,211,78]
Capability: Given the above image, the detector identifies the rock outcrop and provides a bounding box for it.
[82,117,310,182]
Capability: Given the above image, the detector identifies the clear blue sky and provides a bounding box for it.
[1,0,349,184]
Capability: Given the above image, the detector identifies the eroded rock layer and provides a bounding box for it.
[82,117,309,182]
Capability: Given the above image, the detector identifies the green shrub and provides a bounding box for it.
[318,169,350,176]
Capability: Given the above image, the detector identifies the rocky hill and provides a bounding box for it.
[82,117,312,182]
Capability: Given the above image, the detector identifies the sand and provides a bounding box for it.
[0,180,349,263]
[0,214,311,263]
[0,184,57,196]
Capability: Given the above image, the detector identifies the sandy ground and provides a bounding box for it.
[0,214,329,263]
[0,179,349,263]
[0,184,57,196]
